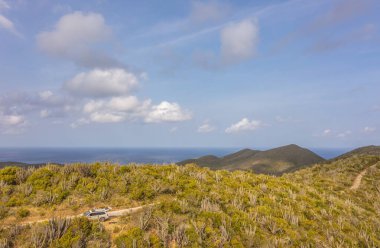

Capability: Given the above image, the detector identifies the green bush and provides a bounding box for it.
[27,168,54,190]
[17,208,30,218]
[115,227,145,247]
[0,166,20,185]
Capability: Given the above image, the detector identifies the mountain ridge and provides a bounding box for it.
[178,144,325,175]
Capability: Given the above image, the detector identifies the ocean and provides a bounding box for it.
[0,147,350,164]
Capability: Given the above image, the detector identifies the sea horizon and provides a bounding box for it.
[0,146,353,165]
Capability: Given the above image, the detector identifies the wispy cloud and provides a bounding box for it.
[197,121,216,133]
[316,129,353,138]
[363,126,376,133]
[273,0,376,53]
[225,118,262,133]
[138,0,296,51]
[310,23,377,53]
[0,14,22,37]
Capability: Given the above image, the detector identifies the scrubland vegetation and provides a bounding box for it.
[0,155,379,247]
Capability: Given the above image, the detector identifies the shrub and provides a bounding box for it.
[27,168,54,190]
[115,227,145,248]
[17,208,30,218]
[0,205,9,219]
[0,166,20,185]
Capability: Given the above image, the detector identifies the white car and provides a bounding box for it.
[83,209,110,221]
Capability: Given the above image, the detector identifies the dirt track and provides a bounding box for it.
[15,203,156,226]
[350,164,377,190]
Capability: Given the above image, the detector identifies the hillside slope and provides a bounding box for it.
[178,148,261,169]
[334,145,380,160]
[179,144,325,175]
[1,155,379,247]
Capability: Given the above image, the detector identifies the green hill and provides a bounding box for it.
[178,144,325,175]
[178,148,261,169]
[0,154,379,247]
[333,145,380,160]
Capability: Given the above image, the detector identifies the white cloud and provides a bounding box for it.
[322,129,332,136]
[0,113,26,134]
[363,126,376,133]
[197,122,215,133]
[36,11,119,67]
[64,68,138,97]
[78,98,191,125]
[144,101,192,123]
[0,14,21,37]
[337,130,352,138]
[39,90,54,101]
[89,112,125,123]
[1,114,24,126]
[221,19,259,64]
[317,129,353,138]
[225,118,261,133]
[81,96,147,123]
[70,118,89,128]
[106,96,141,112]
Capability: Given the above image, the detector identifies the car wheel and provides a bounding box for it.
[99,217,105,222]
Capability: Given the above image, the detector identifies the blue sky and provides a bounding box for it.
[0,0,379,148]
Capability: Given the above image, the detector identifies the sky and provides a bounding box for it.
[0,0,379,148]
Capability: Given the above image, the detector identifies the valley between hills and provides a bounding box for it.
[0,145,379,247]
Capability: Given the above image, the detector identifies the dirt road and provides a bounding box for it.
[350,164,377,190]
[17,203,156,226]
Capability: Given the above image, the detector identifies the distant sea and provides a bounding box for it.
[0,147,350,164]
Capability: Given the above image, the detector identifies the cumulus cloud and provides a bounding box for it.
[221,19,259,64]
[36,11,120,68]
[197,122,215,133]
[0,90,77,123]
[225,118,261,133]
[76,97,191,125]
[88,112,125,123]
[81,96,148,123]
[144,101,192,123]
[64,68,139,97]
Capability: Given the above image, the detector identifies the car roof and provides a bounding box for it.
[89,209,107,213]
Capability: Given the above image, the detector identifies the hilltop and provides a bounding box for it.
[178,144,325,175]
[0,154,379,247]
[333,145,380,160]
